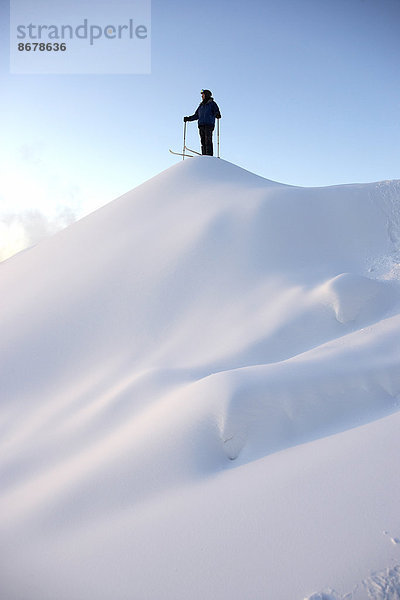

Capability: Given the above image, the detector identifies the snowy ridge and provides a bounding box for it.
[1,157,400,599]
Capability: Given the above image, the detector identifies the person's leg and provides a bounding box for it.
[205,126,214,156]
[199,126,207,154]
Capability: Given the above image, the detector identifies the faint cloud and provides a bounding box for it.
[0,150,84,261]
[0,144,116,262]
[0,208,76,262]
[17,142,45,165]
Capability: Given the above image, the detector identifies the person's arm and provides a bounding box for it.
[213,101,221,119]
[184,107,199,122]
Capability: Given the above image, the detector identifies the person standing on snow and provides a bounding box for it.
[184,89,221,156]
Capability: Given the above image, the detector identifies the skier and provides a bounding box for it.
[184,89,221,156]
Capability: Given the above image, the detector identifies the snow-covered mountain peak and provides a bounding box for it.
[1,158,400,599]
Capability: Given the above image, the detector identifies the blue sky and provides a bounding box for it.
[0,0,399,258]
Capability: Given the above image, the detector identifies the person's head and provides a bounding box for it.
[201,89,212,101]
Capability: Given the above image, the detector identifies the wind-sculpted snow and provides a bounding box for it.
[213,312,400,461]
[1,157,400,599]
[305,564,400,599]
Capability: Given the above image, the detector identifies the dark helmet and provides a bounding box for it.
[201,89,212,99]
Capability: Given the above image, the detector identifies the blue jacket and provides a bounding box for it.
[187,99,221,127]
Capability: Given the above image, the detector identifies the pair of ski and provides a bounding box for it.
[169,145,201,158]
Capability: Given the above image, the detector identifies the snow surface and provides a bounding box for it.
[1,156,400,599]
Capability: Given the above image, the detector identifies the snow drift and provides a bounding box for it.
[1,157,400,599]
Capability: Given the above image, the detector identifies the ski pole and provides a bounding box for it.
[217,119,220,158]
[183,121,187,161]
